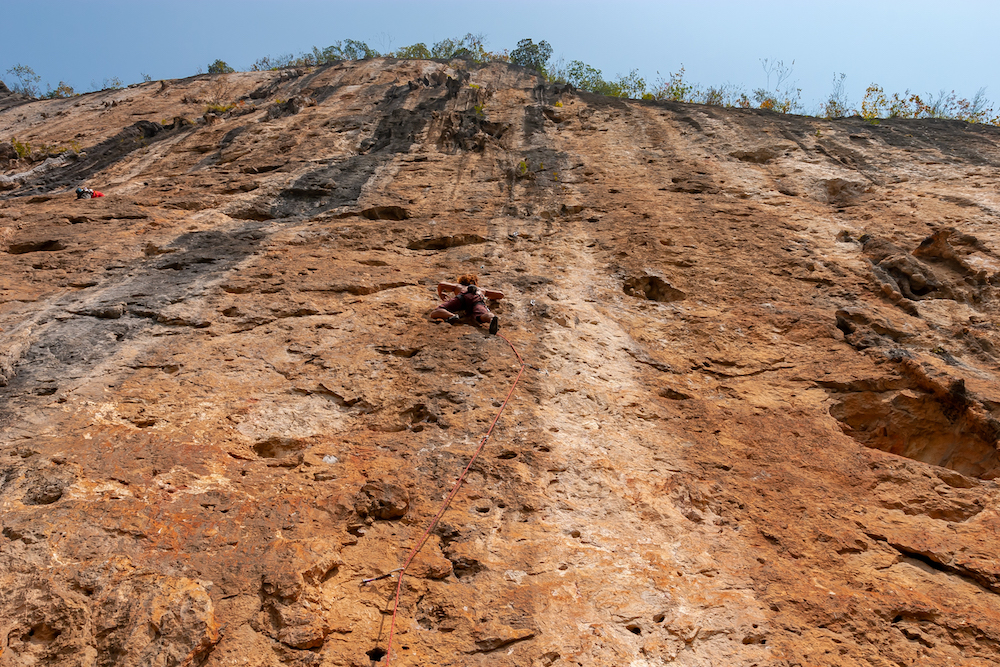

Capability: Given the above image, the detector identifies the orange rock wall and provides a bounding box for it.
[2,59,1000,666]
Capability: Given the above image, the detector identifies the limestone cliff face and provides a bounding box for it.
[2,59,1000,666]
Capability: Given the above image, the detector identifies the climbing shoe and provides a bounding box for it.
[489,316,499,335]
[446,314,461,324]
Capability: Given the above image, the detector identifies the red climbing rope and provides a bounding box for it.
[382,332,525,666]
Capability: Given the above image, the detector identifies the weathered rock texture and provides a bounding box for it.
[3,59,1000,666]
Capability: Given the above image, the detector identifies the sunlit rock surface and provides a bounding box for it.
[3,59,1000,666]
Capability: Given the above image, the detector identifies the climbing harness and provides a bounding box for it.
[379,332,526,666]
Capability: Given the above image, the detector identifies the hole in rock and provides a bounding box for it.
[252,437,308,459]
[23,481,64,505]
[407,234,486,251]
[378,347,421,358]
[450,556,483,580]
[366,647,386,662]
[401,404,437,428]
[623,276,686,302]
[362,206,410,221]
[627,624,642,635]
[829,387,1000,479]
[23,623,60,644]
[240,163,283,174]
[659,387,693,400]
[229,208,275,221]
[653,614,665,623]
[8,240,66,254]
[908,282,935,297]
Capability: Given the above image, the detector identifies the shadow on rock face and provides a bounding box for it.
[271,155,384,218]
[6,120,186,196]
[828,378,1000,480]
[623,275,686,302]
[407,234,485,251]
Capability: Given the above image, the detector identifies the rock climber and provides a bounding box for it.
[430,274,502,335]
[76,187,105,199]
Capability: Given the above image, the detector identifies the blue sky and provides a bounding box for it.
[3,0,998,114]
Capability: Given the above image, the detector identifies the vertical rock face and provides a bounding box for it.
[2,59,1000,666]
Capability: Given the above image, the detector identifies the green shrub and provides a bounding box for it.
[611,70,646,99]
[651,66,749,107]
[11,138,31,158]
[35,142,78,157]
[653,65,695,102]
[700,86,734,106]
[92,76,123,91]
[393,43,432,59]
[548,59,646,99]
[510,38,552,73]
[250,56,275,71]
[427,34,507,63]
[252,39,390,70]
[753,87,801,113]
[858,84,999,124]
[205,75,238,113]
[250,53,310,70]
[751,59,801,113]
[45,81,75,99]
[860,85,924,120]
[823,73,850,118]
[6,64,41,97]
[311,40,380,64]
[430,34,475,59]
[551,60,602,92]
[922,88,998,123]
[208,60,235,74]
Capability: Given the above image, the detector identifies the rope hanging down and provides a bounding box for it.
[381,332,526,666]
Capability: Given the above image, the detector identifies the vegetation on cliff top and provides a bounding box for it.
[4,33,1000,125]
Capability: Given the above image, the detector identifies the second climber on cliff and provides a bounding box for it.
[430,274,502,335]
[76,186,105,199]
